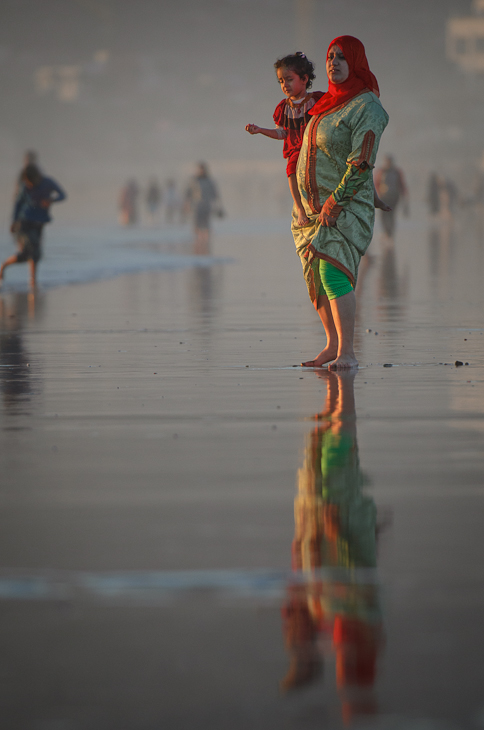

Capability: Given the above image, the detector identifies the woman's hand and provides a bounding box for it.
[319,209,338,227]
[245,123,260,135]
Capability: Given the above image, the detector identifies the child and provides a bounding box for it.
[246,52,322,227]
[245,52,390,226]
[0,164,66,288]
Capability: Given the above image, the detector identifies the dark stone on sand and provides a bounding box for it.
[383,363,393,367]
[455,360,463,367]
[465,362,469,366]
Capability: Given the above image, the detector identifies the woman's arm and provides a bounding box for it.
[245,124,286,140]
[319,101,388,226]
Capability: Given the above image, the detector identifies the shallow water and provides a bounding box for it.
[0,212,483,729]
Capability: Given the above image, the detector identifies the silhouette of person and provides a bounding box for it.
[1,164,66,288]
[374,154,408,237]
[184,162,221,254]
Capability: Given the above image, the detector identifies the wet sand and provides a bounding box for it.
[1,214,484,729]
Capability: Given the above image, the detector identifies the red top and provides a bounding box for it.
[273,91,324,160]
[310,36,379,118]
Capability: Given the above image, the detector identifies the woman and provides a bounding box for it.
[293,36,388,369]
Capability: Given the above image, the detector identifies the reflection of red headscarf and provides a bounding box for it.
[310,36,379,117]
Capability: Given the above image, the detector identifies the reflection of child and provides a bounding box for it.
[246,52,323,227]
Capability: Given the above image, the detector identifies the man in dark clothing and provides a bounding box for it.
[1,164,66,287]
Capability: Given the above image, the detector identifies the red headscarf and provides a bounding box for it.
[310,36,379,117]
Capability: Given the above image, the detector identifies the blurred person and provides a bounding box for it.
[426,173,440,216]
[145,178,162,225]
[0,164,66,288]
[374,154,408,237]
[184,162,222,254]
[119,178,139,226]
[439,176,458,219]
[293,36,388,369]
[164,178,181,224]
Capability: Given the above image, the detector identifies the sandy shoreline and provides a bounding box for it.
[1,217,484,725]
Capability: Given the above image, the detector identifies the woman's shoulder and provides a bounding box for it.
[346,92,389,123]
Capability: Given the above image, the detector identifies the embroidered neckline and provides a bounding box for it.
[286,93,312,109]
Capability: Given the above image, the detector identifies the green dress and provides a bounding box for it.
[292,91,389,305]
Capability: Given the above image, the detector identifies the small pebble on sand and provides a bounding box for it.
[455,360,463,367]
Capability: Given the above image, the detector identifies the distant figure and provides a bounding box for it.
[145,178,162,225]
[426,173,441,216]
[164,179,181,224]
[473,169,484,209]
[427,174,457,220]
[374,155,408,237]
[119,178,139,226]
[184,162,221,254]
[0,164,66,288]
[439,176,458,219]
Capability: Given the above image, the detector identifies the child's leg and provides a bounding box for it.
[288,174,309,227]
[0,254,20,281]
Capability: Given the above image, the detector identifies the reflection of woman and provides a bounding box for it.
[281,371,383,722]
[293,37,388,369]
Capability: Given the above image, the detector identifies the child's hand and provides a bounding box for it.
[245,123,260,135]
[296,208,310,227]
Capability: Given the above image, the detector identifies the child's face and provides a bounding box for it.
[276,67,308,100]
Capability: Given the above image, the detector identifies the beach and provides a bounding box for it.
[1,213,484,728]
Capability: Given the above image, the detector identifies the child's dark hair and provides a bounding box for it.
[274,52,316,89]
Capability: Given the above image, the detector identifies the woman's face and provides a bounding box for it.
[326,45,349,84]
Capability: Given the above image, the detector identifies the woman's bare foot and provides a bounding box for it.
[301,346,338,368]
[296,208,310,227]
[328,354,358,370]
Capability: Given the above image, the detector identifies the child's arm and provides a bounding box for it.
[245,124,286,140]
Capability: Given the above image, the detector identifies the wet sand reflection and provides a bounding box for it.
[0,291,42,415]
[281,371,385,724]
